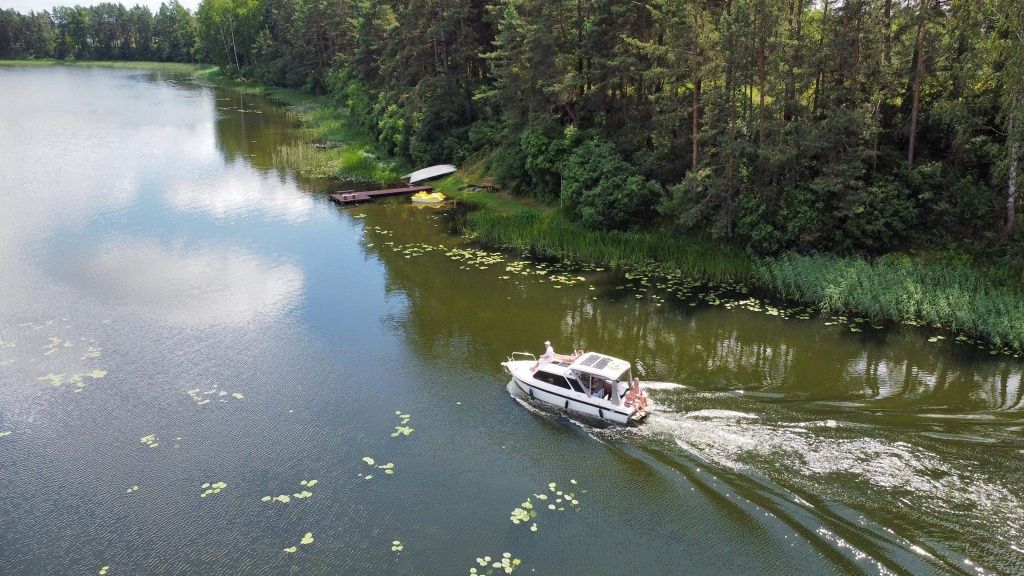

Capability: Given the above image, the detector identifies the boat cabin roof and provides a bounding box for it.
[568,352,631,380]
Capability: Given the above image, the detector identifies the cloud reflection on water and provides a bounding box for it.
[75,239,303,326]
[165,161,315,223]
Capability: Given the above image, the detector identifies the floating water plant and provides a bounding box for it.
[43,336,72,356]
[81,345,102,360]
[200,481,227,497]
[125,485,139,494]
[390,411,414,437]
[391,540,403,553]
[187,385,245,405]
[510,481,583,532]
[98,566,109,575]
[37,373,64,386]
[0,431,11,438]
[139,434,158,448]
[391,426,414,437]
[470,552,521,575]
[280,531,313,553]
[262,480,318,503]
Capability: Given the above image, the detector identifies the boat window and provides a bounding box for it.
[566,377,585,394]
[535,371,572,390]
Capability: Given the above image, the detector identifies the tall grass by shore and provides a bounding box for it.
[756,253,1024,349]
[274,142,396,182]
[465,208,753,282]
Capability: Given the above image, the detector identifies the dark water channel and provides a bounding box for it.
[1,66,1022,576]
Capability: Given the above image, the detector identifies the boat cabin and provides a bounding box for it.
[533,352,632,404]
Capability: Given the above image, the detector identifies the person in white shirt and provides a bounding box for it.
[532,340,555,371]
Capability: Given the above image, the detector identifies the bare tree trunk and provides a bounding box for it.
[227,16,240,74]
[907,0,926,166]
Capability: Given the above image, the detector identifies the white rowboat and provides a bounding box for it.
[404,164,457,184]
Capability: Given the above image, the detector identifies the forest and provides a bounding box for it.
[2,0,1022,259]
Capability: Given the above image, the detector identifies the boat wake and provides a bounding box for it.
[641,406,1023,575]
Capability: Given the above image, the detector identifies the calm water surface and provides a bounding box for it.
[1,66,1022,576]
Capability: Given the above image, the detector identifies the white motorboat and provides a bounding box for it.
[502,351,648,425]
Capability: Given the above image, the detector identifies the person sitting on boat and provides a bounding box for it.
[625,378,649,412]
[588,377,610,400]
[532,340,556,371]
[554,348,583,364]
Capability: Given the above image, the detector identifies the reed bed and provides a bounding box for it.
[464,208,753,282]
[274,142,396,182]
[755,253,1024,350]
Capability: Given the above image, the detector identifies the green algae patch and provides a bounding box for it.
[139,434,158,448]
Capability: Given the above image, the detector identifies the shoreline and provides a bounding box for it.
[3,60,1020,354]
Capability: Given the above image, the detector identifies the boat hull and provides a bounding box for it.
[504,360,644,425]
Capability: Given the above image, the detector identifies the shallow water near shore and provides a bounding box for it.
[1,66,1022,576]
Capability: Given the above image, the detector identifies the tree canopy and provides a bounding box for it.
[3,0,1021,255]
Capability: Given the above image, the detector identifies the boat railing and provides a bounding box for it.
[509,351,537,362]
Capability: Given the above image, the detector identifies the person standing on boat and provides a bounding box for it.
[532,340,556,371]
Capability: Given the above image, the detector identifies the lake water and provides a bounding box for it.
[1,66,1022,576]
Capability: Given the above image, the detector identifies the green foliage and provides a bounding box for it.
[561,137,662,230]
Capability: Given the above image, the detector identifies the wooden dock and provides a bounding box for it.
[330,185,433,205]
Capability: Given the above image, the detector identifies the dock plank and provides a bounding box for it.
[330,185,432,205]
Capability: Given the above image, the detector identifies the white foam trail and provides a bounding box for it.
[645,408,1024,564]
[640,381,686,391]
[684,409,760,420]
